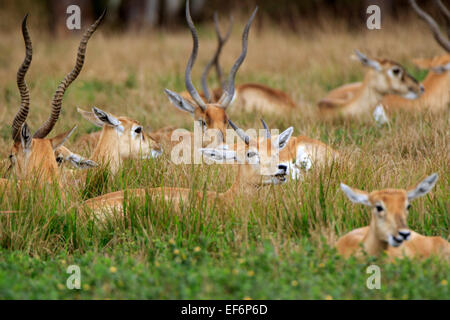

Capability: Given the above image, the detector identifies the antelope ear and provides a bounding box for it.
[354,50,381,71]
[199,148,236,162]
[51,126,77,150]
[340,183,370,206]
[77,107,104,127]
[407,173,438,201]
[164,89,196,114]
[21,123,32,151]
[92,107,121,127]
[276,127,293,150]
[68,154,98,169]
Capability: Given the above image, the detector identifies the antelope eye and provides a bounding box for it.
[392,68,401,76]
[56,156,63,165]
[247,151,256,158]
[375,205,384,212]
[134,127,142,134]
[406,204,411,210]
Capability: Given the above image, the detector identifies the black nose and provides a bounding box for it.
[278,164,287,172]
[399,230,411,240]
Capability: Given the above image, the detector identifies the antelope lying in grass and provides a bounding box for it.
[84,119,291,217]
[337,174,449,259]
[382,0,450,112]
[162,2,257,151]
[180,11,297,114]
[318,50,424,118]
[75,107,162,174]
[1,13,104,189]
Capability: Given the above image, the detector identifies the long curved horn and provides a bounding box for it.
[409,0,450,52]
[261,119,271,140]
[201,12,233,102]
[219,7,258,108]
[228,119,249,145]
[12,14,32,143]
[33,9,106,139]
[185,0,207,111]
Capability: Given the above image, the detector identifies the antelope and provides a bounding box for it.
[382,0,450,113]
[4,12,104,188]
[162,1,258,152]
[84,119,292,217]
[179,11,297,114]
[336,174,449,259]
[75,106,162,174]
[318,50,424,118]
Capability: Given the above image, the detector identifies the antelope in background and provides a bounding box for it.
[337,173,449,259]
[318,50,424,118]
[84,118,292,217]
[180,11,298,114]
[2,12,104,189]
[382,0,450,113]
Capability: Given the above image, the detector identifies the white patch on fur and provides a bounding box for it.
[295,146,312,171]
[373,104,389,126]
[403,91,419,100]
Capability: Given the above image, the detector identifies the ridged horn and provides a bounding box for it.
[33,9,106,139]
[228,119,249,145]
[12,14,32,143]
[219,7,258,108]
[184,0,207,111]
[201,12,233,102]
[261,119,271,140]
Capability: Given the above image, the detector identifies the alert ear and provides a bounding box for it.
[275,127,293,150]
[354,50,381,71]
[50,126,77,150]
[407,173,438,201]
[164,89,196,114]
[340,183,370,206]
[92,107,122,127]
[21,123,33,151]
[77,107,105,127]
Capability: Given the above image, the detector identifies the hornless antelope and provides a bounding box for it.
[318,50,424,118]
[337,174,449,259]
[75,106,162,174]
[162,1,258,151]
[84,118,292,217]
[382,0,450,112]
[3,12,104,187]
[185,11,298,114]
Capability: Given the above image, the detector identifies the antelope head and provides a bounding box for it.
[78,107,162,165]
[200,119,293,186]
[164,1,256,146]
[8,12,104,182]
[354,50,424,100]
[340,173,438,248]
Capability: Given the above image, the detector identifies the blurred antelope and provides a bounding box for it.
[84,118,292,217]
[318,50,424,118]
[179,11,297,114]
[75,107,162,174]
[2,12,104,188]
[337,174,449,259]
[382,0,450,112]
[162,1,258,150]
